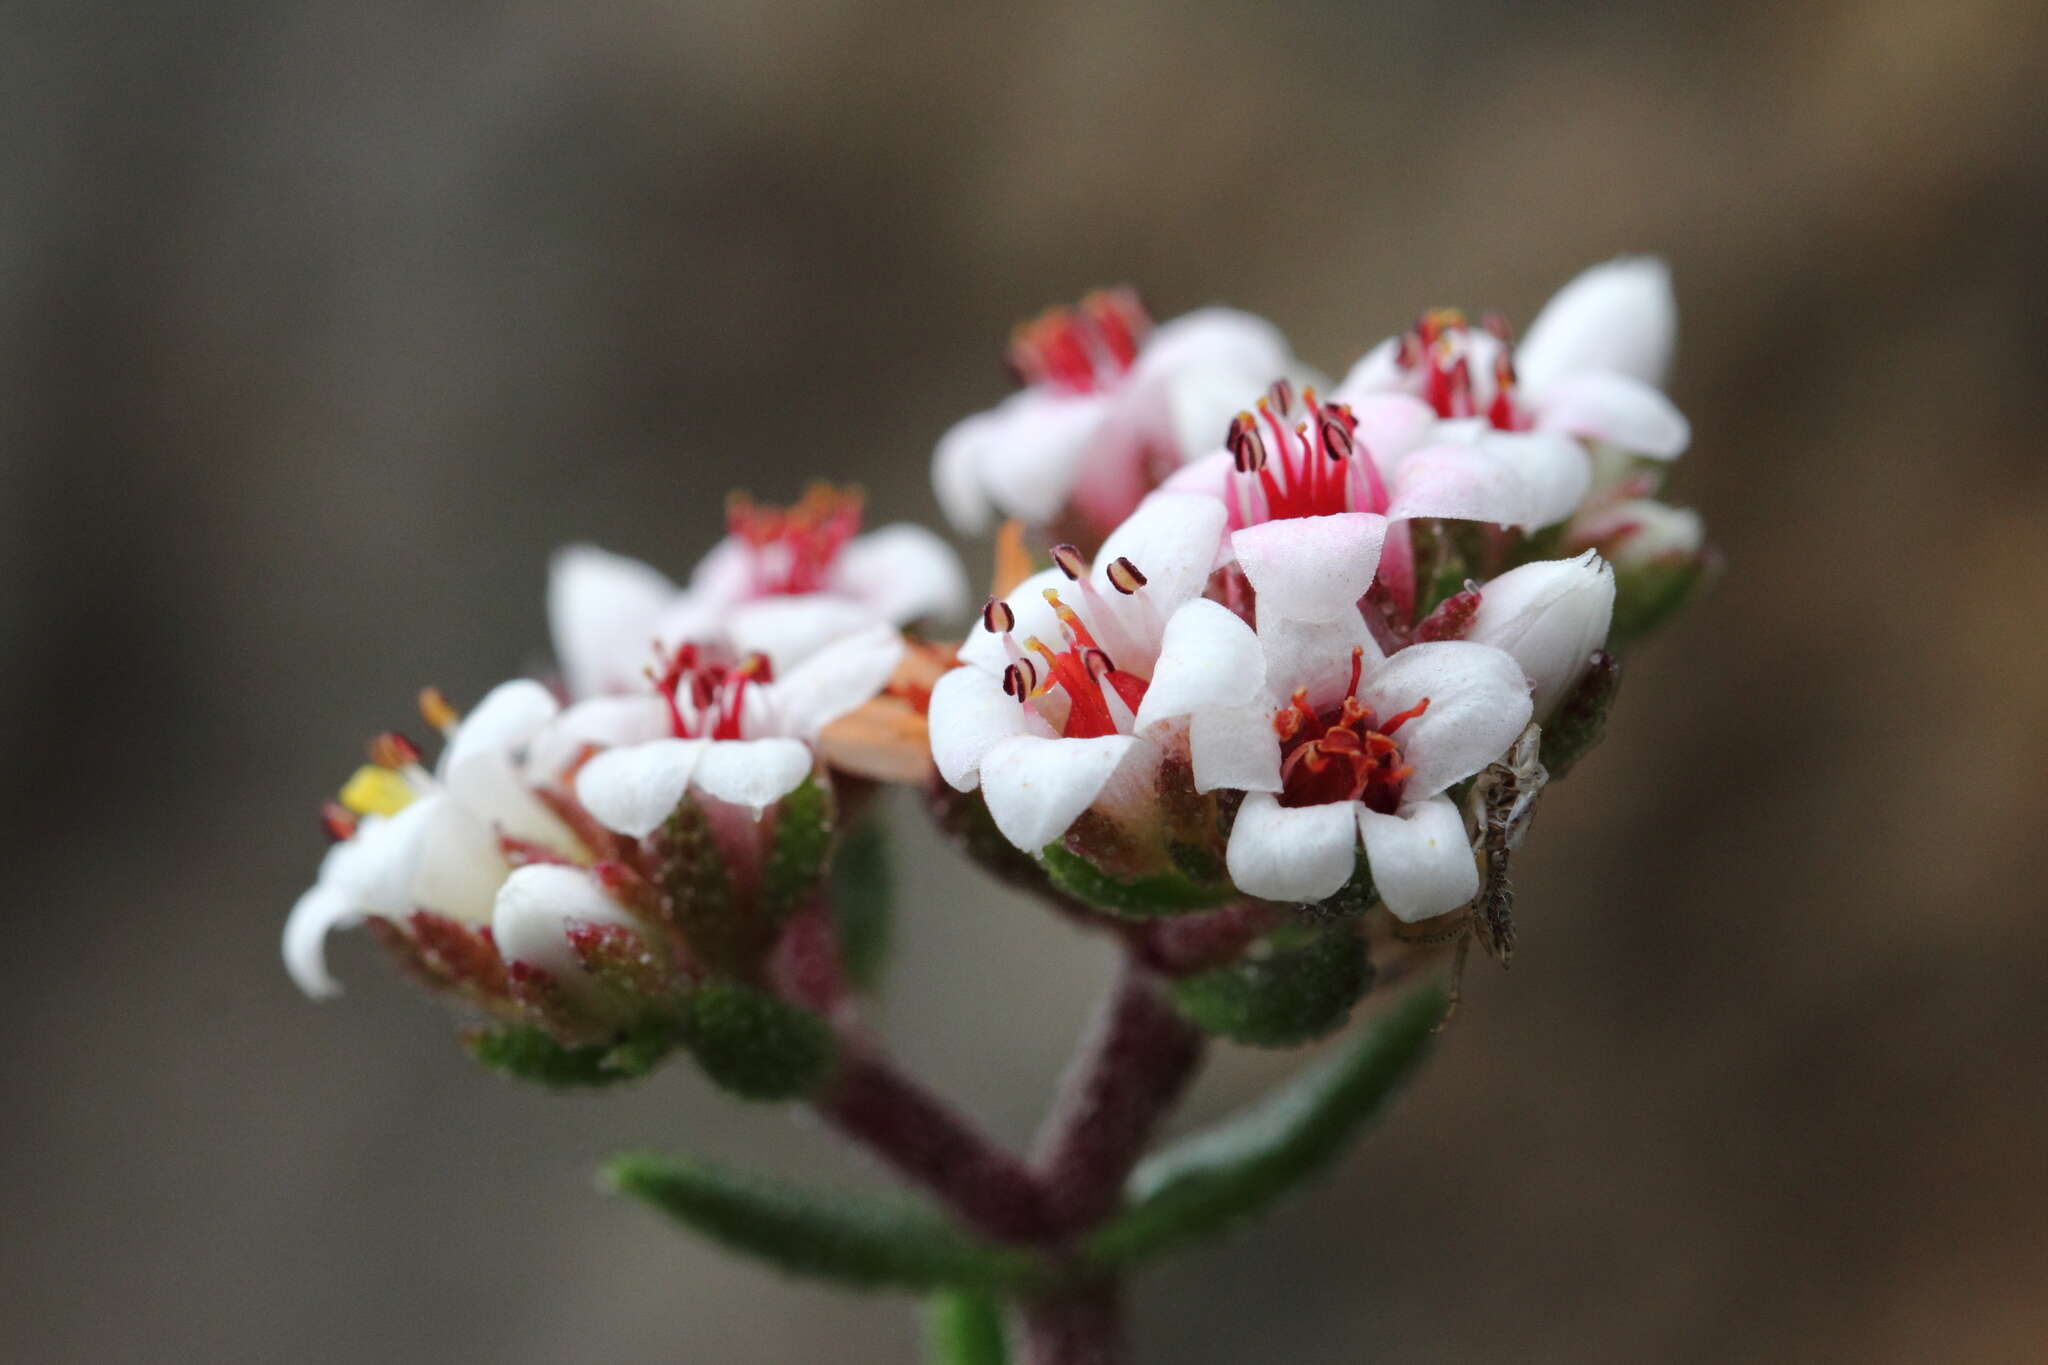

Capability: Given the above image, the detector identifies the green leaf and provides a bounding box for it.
[1040,844,1234,919]
[681,981,836,1101]
[1169,925,1373,1048]
[1086,983,1449,1267]
[762,777,834,921]
[832,815,893,991]
[605,1153,1052,1294]
[466,1019,677,1089]
[924,1290,1009,1365]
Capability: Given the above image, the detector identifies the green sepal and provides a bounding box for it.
[605,1153,1053,1294]
[680,980,835,1101]
[762,776,834,922]
[1609,554,1711,650]
[923,1290,1010,1365]
[465,1016,680,1089]
[1086,983,1449,1267]
[832,814,893,991]
[1168,924,1373,1047]
[1039,844,1235,920]
[1539,650,1623,781]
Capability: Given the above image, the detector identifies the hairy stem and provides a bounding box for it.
[1019,1281,1124,1365]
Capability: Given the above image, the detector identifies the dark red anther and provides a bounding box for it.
[1416,585,1483,642]
[983,597,1016,633]
[1105,557,1147,594]
[320,801,358,842]
[1267,377,1294,414]
[1050,544,1087,580]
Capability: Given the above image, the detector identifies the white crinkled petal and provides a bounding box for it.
[1227,792,1361,903]
[1359,793,1478,923]
[1464,552,1614,720]
[1384,443,1532,527]
[1478,429,1593,528]
[326,800,440,914]
[1133,599,1265,731]
[407,798,510,924]
[927,665,1033,791]
[1535,370,1690,458]
[1356,641,1532,798]
[575,739,709,838]
[283,885,359,999]
[1158,447,1234,504]
[690,737,814,813]
[768,624,905,738]
[978,733,1137,852]
[1341,393,1440,475]
[958,567,1068,675]
[726,595,883,674]
[549,545,679,699]
[440,679,560,778]
[975,389,1113,527]
[444,749,575,850]
[1230,513,1387,624]
[527,695,672,782]
[833,523,970,627]
[491,864,641,978]
[1097,493,1229,615]
[1254,609,1386,708]
[1516,256,1676,395]
[1188,703,1283,793]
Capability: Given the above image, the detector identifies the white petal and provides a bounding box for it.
[407,798,510,924]
[769,624,905,738]
[726,595,883,673]
[1130,307,1292,387]
[974,389,1113,527]
[1097,492,1230,615]
[1572,498,1704,565]
[978,733,1137,852]
[682,536,756,609]
[283,885,359,999]
[491,864,641,978]
[1335,336,1402,396]
[933,411,998,534]
[1158,447,1234,504]
[1355,641,1532,798]
[1358,793,1478,923]
[440,679,560,778]
[324,799,440,913]
[1516,256,1676,395]
[444,749,575,851]
[1226,792,1360,902]
[1230,513,1387,624]
[527,695,672,782]
[1477,430,1592,528]
[1384,443,1531,526]
[1535,371,1690,458]
[957,567,1068,675]
[690,737,814,813]
[832,523,970,627]
[548,545,678,699]
[1188,703,1283,793]
[1464,552,1615,720]
[1254,609,1386,707]
[927,665,1033,791]
[1340,392,1440,472]
[575,739,709,838]
[1133,599,1265,730]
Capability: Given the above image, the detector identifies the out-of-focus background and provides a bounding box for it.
[6,1,2046,1360]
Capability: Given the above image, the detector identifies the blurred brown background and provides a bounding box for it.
[6,1,2046,1360]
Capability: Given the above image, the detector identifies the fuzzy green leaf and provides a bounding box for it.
[1169,926,1373,1048]
[466,1019,677,1089]
[923,1290,1009,1365]
[1040,844,1235,920]
[1539,650,1623,781]
[606,1153,1052,1294]
[762,777,834,921]
[832,815,893,991]
[1086,983,1449,1267]
[680,981,835,1101]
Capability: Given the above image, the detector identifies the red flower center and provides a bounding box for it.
[1225,378,1383,524]
[1006,288,1150,395]
[726,483,863,596]
[983,546,1154,740]
[1273,647,1428,813]
[652,643,769,741]
[1393,308,1529,431]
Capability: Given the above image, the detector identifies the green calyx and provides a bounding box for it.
[466,1016,681,1089]
[1039,843,1235,920]
[679,980,836,1101]
[1168,923,1374,1047]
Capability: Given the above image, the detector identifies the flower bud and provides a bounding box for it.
[493,864,676,1038]
[1463,552,1615,721]
[1572,497,1703,568]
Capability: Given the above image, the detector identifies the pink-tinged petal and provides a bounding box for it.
[1356,641,1531,798]
[1254,610,1386,709]
[833,523,970,627]
[528,695,671,782]
[407,798,510,924]
[727,595,882,674]
[1188,703,1283,794]
[769,624,905,738]
[927,666,1033,791]
[1098,492,1230,615]
[978,733,1137,852]
[1335,336,1402,397]
[1340,392,1439,473]
[574,738,709,838]
[1134,599,1265,731]
[933,411,998,534]
[1464,552,1614,720]
[1231,513,1387,624]
[1358,793,1478,923]
[1571,498,1704,565]
[957,567,1068,676]
[1131,307,1292,386]
[682,537,756,613]
[1384,444,1531,527]
[974,389,1114,527]
[692,738,814,814]
[1516,256,1676,395]
[492,864,641,979]
[1478,430,1592,528]
[440,679,560,779]
[1535,371,1690,458]
[1227,792,1360,902]
[283,885,358,999]
[1158,447,1234,503]
[548,545,679,699]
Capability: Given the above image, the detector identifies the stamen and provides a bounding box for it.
[417,687,459,735]
[368,732,421,769]
[1379,696,1430,734]
[982,597,1016,634]
[1227,413,1267,472]
[1105,557,1147,594]
[1267,377,1294,414]
[321,801,359,842]
[1050,543,1087,580]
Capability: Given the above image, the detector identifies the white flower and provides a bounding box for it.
[549,486,964,699]
[1569,497,1704,568]
[933,289,1299,539]
[1463,552,1615,721]
[1140,605,1533,920]
[927,493,1228,851]
[283,680,582,998]
[491,863,649,1009]
[572,623,904,836]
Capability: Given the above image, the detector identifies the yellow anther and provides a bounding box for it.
[417,686,459,735]
[339,765,416,818]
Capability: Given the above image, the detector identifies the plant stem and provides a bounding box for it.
[1019,1281,1123,1365]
